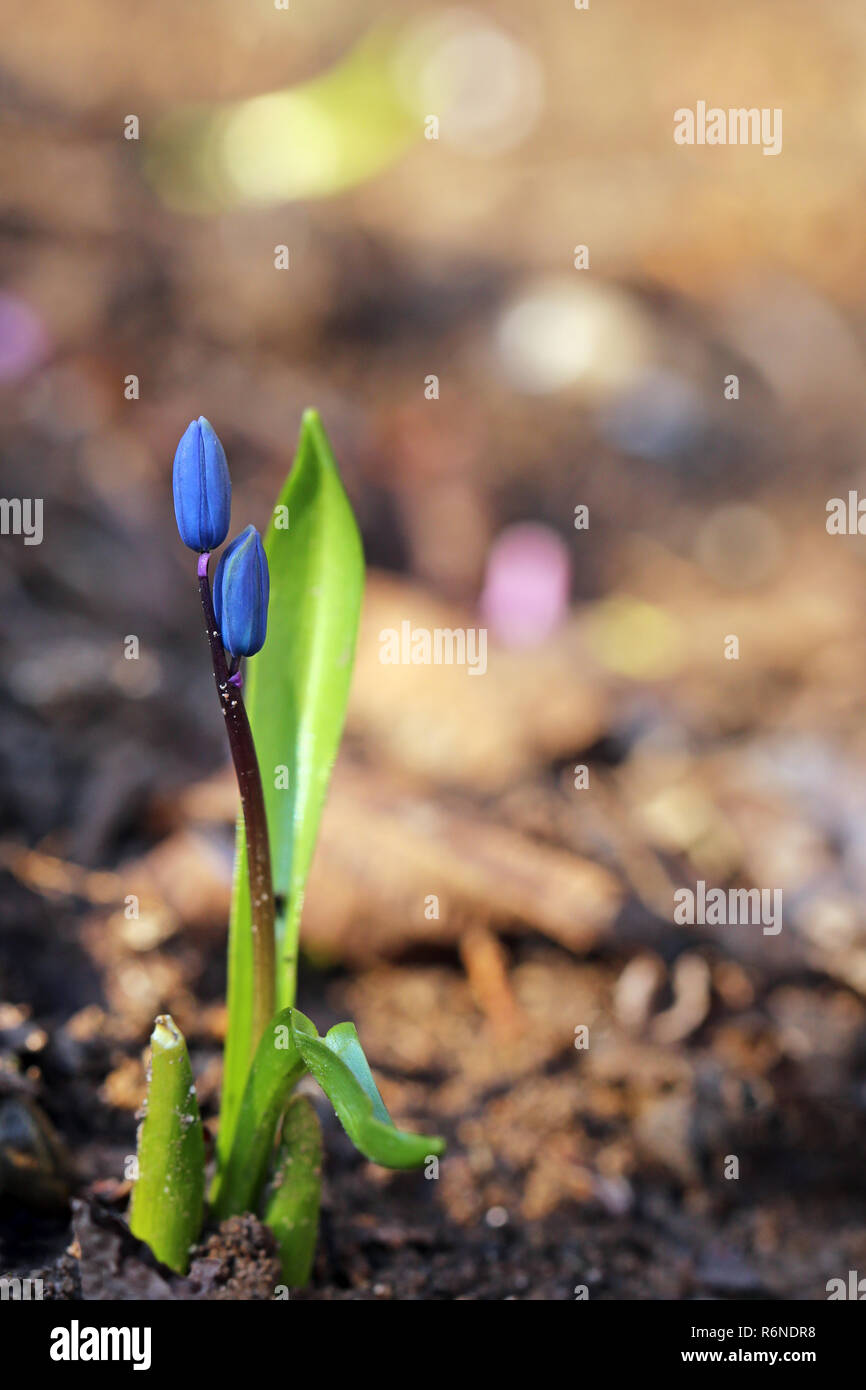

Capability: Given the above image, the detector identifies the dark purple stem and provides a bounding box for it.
[197,552,275,1052]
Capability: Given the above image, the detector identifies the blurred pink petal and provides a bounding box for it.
[0,292,49,381]
[479,522,571,648]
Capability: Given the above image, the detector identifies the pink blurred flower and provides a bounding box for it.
[0,292,49,381]
[479,522,571,648]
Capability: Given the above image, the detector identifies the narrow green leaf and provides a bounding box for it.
[264,1096,322,1287]
[215,1007,317,1220]
[290,1016,445,1170]
[219,411,364,1167]
[219,816,253,1175]
[251,410,365,1004]
[128,1015,205,1275]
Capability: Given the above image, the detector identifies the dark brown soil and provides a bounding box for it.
[3,860,865,1301]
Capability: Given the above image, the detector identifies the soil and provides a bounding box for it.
[2,860,865,1301]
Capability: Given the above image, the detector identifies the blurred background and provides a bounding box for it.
[2,0,866,1298]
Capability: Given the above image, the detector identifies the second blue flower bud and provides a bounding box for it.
[214,524,270,658]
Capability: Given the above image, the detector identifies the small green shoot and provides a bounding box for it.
[264,1096,322,1288]
[128,1015,204,1275]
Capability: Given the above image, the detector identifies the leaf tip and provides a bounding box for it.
[152,1014,183,1051]
[298,408,339,472]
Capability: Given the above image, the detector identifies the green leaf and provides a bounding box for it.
[252,410,365,1004]
[214,1007,316,1220]
[321,1021,391,1124]
[264,1096,322,1288]
[290,1015,446,1171]
[128,1015,205,1275]
[219,818,253,1174]
[219,411,364,1168]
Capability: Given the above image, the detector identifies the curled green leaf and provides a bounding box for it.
[291,1015,445,1170]
[322,1021,392,1124]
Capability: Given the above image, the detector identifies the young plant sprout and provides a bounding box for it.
[128,411,444,1280]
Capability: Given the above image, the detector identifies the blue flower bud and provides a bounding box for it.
[172,417,231,552]
[213,525,270,658]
